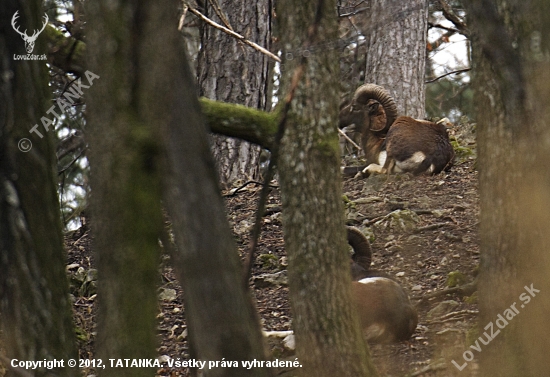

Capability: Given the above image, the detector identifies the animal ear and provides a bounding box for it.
[367,102,379,114]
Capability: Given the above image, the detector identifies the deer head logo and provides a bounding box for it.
[11,11,49,54]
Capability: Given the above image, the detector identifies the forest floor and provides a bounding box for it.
[62,123,480,377]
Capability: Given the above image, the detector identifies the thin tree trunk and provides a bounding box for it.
[160,7,274,377]
[465,1,550,376]
[276,0,377,376]
[87,1,272,376]
[0,2,78,375]
[363,0,428,118]
[86,2,166,376]
[197,0,272,188]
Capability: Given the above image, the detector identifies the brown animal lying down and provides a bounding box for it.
[347,226,418,343]
[339,83,454,179]
[352,277,418,343]
[264,228,418,346]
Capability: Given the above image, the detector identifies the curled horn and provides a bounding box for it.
[347,226,372,270]
[352,84,398,132]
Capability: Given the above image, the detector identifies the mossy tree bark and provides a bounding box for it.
[0,1,78,375]
[276,0,377,376]
[464,1,550,375]
[79,0,275,374]
[197,0,272,188]
[86,2,166,376]
[44,24,86,77]
[42,29,280,151]
[362,0,428,118]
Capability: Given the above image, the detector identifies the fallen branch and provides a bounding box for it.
[362,214,389,227]
[223,180,278,197]
[410,362,447,376]
[415,279,478,302]
[439,309,479,320]
[414,222,450,232]
[427,309,479,324]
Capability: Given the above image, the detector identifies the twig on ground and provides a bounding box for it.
[414,222,450,232]
[410,362,447,376]
[224,181,278,197]
[415,279,478,302]
[427,309,479,324]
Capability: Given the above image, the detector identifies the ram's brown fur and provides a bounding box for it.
[340,84,454,177]
[346,226,418,343]
[352,277,418,343]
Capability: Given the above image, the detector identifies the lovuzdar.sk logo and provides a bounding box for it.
[11,10,48,60]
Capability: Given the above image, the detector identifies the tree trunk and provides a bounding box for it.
[464,1,550,376]
[0,2,78,375]
[159,5,273,377]
[86,2,166,376]
[276,0,377,376]
[41,26,280,150]
[197,0,272,188]
[363,0,428,118]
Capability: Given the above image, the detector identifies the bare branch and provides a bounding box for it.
[337,0,369,17]
[426,68,471,83]
[437,0,470,36]
[338,128,361,150]
[338,7,370,18]
[178,3,188,31]
[428,21,459,34]
[207,0,233,31]
[58,148,86,174]
[187,5,281,62]
[426,29,457,53]
[56,130,86,160]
